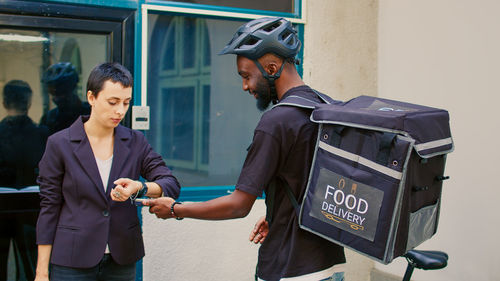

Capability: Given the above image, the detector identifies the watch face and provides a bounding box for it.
[138,182,148,197]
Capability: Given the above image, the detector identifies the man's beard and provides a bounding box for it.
[254,77,275,112]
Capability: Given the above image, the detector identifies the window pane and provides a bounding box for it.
[168,0,294,13]
[161,17,176,71]
[161,86,195,162]
[147,14,262,187]
[202,24,211,68]
[201,84,210,165]
[182,17,196,69]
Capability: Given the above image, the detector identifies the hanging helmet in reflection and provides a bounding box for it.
[219,17,301,61]
[42,62,79,96]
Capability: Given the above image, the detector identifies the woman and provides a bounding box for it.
[35,62,180,281]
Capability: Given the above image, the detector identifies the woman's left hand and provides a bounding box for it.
[111,178,141,201]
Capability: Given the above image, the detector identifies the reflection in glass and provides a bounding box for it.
[0,29,108,129]
[162,87,195,162]
[201,85,210,165]
[0,28,109,281]
[161,17,176,72]
[0,80,47,281]
[40,62,91,135]
[182,18,196,69]
[147,14,262,187]
[0,80,48,188]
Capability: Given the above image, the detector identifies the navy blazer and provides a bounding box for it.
[36,116,180,268]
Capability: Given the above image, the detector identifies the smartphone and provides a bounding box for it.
[134,198,146,207]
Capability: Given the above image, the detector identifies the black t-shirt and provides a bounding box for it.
[0,115,48,187]
[236,85,345,281]
[40,101,91,135]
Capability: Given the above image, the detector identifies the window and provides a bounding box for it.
[164,0,296,13]
[142,4,304,192]
[151,16,210,171]
[146,13,262,187]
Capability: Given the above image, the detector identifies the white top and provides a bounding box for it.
[95,155,113,254]
[96,155,113,191]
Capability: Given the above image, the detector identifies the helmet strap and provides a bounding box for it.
[253,59,286,105]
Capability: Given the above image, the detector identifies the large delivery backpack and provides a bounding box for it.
[275,92,454,264]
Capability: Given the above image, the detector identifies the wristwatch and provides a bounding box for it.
[137,181,148,197]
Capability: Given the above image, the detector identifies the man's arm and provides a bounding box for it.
[145,189,257,220]
[145,130,280,220]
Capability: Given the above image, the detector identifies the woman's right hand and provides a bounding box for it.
[111,178,142,201]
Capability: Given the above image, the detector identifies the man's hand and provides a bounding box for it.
[111,178,142,201]
[143,197,175,219]
[249,216,269,244]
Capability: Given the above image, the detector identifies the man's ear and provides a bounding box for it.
[265,62,279,76]
[258,54,282,76]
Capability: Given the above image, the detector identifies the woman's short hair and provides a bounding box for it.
[86,62,133,97]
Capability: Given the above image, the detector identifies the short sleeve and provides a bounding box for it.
[235,130,281,197]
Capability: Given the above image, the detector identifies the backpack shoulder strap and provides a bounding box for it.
[312,89,336,104]
[266,90,336,224]
[273,95,319,109]
[273,89,336,110]
[266,179,300,226]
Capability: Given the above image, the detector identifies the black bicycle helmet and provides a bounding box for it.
[42,62,79,88]
[219,17,301,60]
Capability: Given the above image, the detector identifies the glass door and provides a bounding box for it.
[0,2,134,280]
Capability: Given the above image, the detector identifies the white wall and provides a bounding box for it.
[302,1,378,280]
[303,0,378,101]
[142,200,264,281]
[377,1,500,280]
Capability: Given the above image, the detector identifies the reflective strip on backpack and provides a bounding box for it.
[414,137,453,152]
[318,141,403,180]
